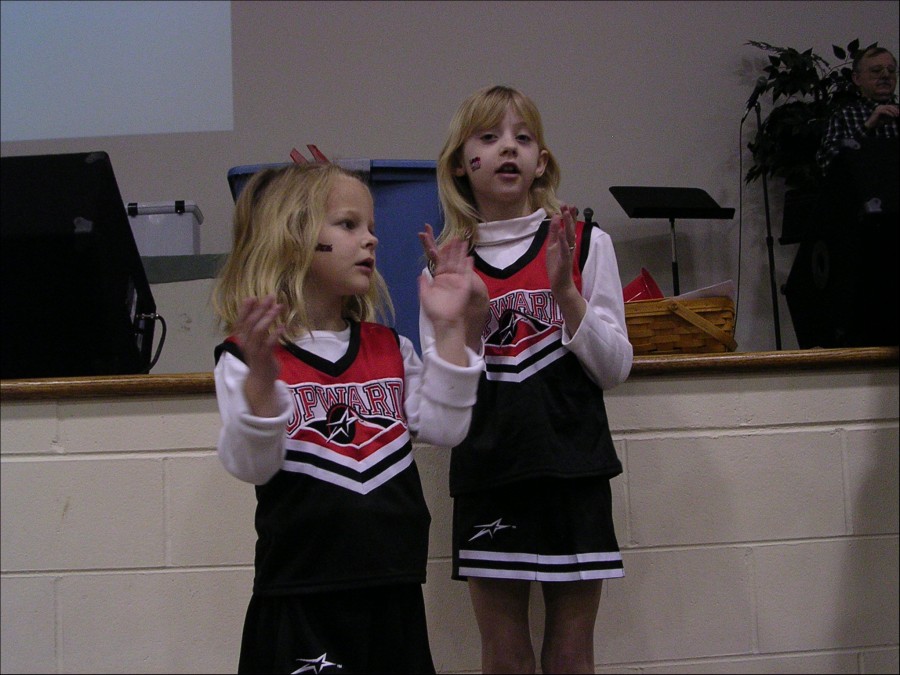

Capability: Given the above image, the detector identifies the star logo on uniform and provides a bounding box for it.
[488,310,550,347]
[494,310,527,345]
[469,518,516,541]
[326,404,359,443]
[292,652,342,674]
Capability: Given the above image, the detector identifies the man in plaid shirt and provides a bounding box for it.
[817,46,898,173]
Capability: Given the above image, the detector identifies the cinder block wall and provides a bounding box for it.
[2,366,898,674]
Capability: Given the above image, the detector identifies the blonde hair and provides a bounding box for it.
[212,163,393,340]
[436,85,561,246]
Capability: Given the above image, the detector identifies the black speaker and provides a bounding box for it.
[784,219,897,348]
[783,137,898,349]
[784,238,854,348]
[1,152,156,379]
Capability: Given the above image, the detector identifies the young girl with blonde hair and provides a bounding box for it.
[213,162,484,673]
[421,85,633,674]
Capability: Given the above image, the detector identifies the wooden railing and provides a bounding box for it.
[1,347,896,401]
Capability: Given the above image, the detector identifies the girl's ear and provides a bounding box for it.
[454,162,467,177]
[534,149,549,178]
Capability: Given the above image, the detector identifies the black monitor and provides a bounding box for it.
[1,151,156,378]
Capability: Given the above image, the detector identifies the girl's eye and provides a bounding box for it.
[479,133,497,142]
[339,219,355,230]
[517,134,533,142]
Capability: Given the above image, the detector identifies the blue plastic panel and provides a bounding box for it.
[226,160,442,353]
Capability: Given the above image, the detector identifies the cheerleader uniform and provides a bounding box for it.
[419,209,633,583]
[215,321,482,673]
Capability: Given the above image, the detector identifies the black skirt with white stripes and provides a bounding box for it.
[452,475,624,582]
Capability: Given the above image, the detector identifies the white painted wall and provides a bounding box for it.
[2,365,897,673]
[2,1,897,360]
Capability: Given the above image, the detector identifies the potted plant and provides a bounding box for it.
[744,38,876,193]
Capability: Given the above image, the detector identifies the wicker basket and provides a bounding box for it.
[625,296,737,355]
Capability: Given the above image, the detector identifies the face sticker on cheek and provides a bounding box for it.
[315,244,333,252]
[469,156,481,171]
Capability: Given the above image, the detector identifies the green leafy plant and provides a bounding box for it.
[744,39,876,192]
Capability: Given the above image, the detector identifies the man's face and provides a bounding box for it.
[853,51,897,102]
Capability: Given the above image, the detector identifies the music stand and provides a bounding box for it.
[609,186,735,295]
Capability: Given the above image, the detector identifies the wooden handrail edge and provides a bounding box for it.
[1,346,897,401]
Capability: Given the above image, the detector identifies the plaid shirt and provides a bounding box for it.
[817,96,899,172]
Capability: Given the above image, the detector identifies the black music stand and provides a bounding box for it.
[609,186,735,295]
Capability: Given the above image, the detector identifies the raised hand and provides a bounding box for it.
[546,203,578,293]
[234,295,284,417]
[419,224,488,351]
[418,223,439,269]
[867,103,899,129]
[418,237,474,328]
[545,204,587,335]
